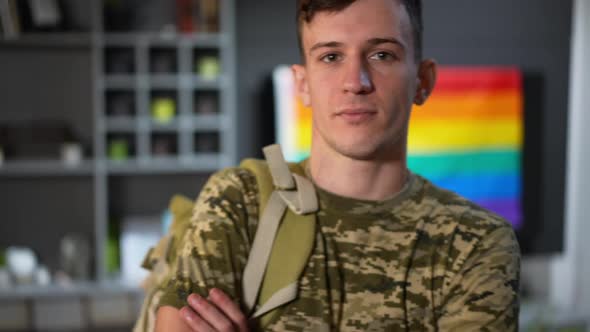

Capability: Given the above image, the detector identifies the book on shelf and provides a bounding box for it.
[200,0,219,33]
[175,0,220,34]
[176,0,197,33]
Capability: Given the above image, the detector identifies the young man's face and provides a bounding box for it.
[293,0,432,160]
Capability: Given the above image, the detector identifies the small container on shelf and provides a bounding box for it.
[104,47,135,74]
[151,133,178,157]
[193,91,219,115]
[193,49,221,80]
[149,47,178,74]
[150,91,177,124]
[194,132,219,154]
[107,134,135,162]
[60,142,83,167]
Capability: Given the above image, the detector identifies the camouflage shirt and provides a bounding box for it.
[157,164,520,331]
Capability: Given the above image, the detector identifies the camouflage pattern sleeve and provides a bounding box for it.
[156,167,259,310]
[437,222,521,331]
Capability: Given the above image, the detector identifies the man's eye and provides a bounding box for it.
[370,51,395,61]
[320,53,341,63]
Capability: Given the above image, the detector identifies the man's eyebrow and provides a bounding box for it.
[308,38,406,54]
[309,41,344,54]
[367,37,406,49]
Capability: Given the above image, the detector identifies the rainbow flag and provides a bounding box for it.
[273,66,523,229]
[408,67,523,229]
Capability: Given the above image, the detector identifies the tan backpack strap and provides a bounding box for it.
[242,145,318,319]
[252,281,298,318]
[277,173,318,214]
[242,192,288,312]
[263,145,295,190]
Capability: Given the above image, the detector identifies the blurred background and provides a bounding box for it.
[0,0,588,331]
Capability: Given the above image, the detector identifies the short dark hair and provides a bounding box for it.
[296,0,423,61]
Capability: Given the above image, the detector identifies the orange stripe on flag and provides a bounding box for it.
[412,90,523,120]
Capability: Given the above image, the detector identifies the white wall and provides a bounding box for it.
[550,0,590,318]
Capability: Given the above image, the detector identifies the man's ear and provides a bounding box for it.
[413,59,437,106]
[291,64,311,107]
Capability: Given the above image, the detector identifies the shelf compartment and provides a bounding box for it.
[193,48,221,81]
[104,47,135,75]
[105,90,136,117]
[194,132,220,154]
[149,47,178,74]
[150,133,178,157]
[106,133,136,162]
[150,90,179,124]
[193,90,219,115]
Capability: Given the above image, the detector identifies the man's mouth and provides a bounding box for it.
[336,109,377,123]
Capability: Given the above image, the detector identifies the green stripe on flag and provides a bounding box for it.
[408,150,520,178]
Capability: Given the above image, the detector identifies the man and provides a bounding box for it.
[154,0,520,330]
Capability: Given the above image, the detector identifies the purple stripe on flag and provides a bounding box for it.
[475,198,522,229]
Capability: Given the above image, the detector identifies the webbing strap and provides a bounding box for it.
[252,281,298,318]
[242,144,319,316]
[242,193,287,312]
[263,145,295,190]
[277,173,318,214]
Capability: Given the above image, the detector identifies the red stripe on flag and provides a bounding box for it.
[432,67,522,94]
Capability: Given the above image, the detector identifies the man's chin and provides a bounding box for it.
[329,141,383,161]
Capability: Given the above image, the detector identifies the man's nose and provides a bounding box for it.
[342,59,374,94]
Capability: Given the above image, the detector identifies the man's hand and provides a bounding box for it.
[179,288,250,332]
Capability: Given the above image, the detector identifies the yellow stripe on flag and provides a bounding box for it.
[408,118,522,153]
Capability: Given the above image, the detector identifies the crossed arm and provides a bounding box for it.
[155,288,249,332]
[154,226,520,331]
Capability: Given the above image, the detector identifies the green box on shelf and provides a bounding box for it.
[151,98,176,124]
[196,56,221,80]
[108,139,129,161]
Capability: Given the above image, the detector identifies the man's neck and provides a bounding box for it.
[308,142,408,201]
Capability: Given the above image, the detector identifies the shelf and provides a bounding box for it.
[103,32,225,48]
[101,115,222,133]
[104,116,138,132]
[0,33,92,49]
[190,75,224,89]
[0,160,94,177]
[149,74,179,88]
[101,74,223,90]
[150,119,180,132]
[186,114,223,130]
[0,281,141,300]
[105,154,221,174]
[151,114,223,131]
[103,75,136,89]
